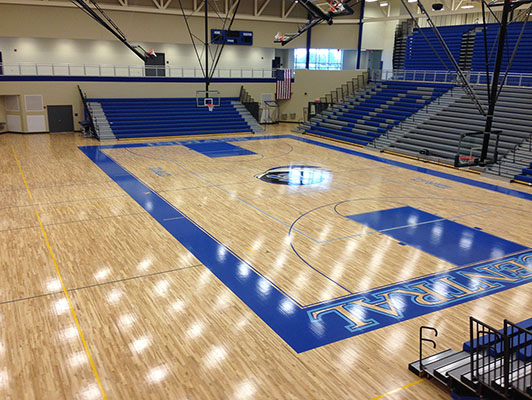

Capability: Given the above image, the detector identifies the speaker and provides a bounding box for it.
[272,57,281,69]
[432,3,443,10]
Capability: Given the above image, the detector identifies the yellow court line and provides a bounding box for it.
[370,378,426,400]
[11,146,33,201]
[36,211,108,399]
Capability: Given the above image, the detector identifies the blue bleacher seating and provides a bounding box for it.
[305,81,452,145]
[514,163,532,184]
[471,22,532,76]
[87,97,251,139]
[404,25,477,73]
[463,317,532,354]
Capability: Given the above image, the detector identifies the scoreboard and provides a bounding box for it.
[211,29,253,46]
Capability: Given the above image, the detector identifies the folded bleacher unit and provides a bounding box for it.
[86,97,253,139]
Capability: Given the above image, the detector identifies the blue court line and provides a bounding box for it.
[80,135,532,352]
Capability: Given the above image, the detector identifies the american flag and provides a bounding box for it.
[275,69,292,100]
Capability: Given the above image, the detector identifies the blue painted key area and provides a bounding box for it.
[184,142,256,158]
[347,206,527,266]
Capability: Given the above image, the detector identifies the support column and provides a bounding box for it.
[305,13,312,69]
[356,0,365,69]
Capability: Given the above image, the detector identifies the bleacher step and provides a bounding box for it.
[408,349,456,376]
[433,352,472,383]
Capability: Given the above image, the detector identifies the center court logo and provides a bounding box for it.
[256,165,330,185]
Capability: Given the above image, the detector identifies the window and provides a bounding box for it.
[293,48,343,70]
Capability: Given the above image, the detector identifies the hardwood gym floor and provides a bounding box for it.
[1,125,531,399]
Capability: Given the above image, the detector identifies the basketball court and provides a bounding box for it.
[2,128,531,399]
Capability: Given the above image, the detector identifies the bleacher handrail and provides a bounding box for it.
[0,62,293,80]
[372,69,532,88]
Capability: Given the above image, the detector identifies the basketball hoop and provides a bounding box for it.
[205,97,215,112]
[459,155,475,163]
[329,0,345,13]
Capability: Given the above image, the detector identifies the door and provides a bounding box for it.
[367,50,383,71]
[0,51,3,75]
[47,105,74,132]
[145,52,165,77]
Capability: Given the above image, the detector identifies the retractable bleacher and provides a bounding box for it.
[410,317,532,399]
[404,25,477,76]
[304,81,452,146]
[471,22,532,86]
[87,97,252,139]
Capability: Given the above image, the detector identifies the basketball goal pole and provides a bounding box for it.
[480,0,511,163]
[204,0,210,93]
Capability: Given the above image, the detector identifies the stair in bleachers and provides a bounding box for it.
[486,137,532,180]
[459,27,480,71]
[385,85,532,166]
[393,20,414,70]
[302,81,452,146]
[86,97,253,139]
[231,101,264,133]
[86,102,115,140]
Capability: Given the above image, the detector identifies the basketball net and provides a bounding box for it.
[204,97,215,112]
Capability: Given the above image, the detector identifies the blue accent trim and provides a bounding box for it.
[184,142,256,158]
[0,76,277,83]
[347,206,527,266]
[80,134,532,352]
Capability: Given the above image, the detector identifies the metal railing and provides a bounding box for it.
[501,320,532,398]
[469,316,508,397]
[0,62,284,80]
[371,69,532,88]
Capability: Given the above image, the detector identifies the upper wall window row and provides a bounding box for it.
[294,48,343,70]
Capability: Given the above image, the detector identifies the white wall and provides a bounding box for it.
[361,5,399,70]
[0,37,275,70]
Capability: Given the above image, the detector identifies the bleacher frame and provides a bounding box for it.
[410,316,532,399]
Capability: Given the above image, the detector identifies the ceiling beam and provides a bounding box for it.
[282,0,298,18]
[0,0,311,23]
[257,0,271,16]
